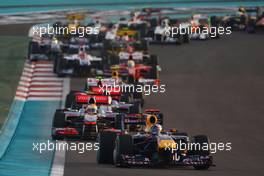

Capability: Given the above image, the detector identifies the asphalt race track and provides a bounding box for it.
[65,32,264,176]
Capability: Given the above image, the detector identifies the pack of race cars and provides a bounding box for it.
[26,9,253,170]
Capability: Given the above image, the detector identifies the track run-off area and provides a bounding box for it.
[0,61,63,176]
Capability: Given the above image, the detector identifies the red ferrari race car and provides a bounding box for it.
[102,58,160,85]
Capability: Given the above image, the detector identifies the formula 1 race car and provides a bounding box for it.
[102,60,160,85]
[145,18,190,44]
[105,15,148,41]
[27,33,55,61]
[97,117,214,170]
[84,77,145,107]
[28,41,50,61]
[53,46,103,77]
[189,14,220,40]
[103,40,149,64]
[51,95,163,140]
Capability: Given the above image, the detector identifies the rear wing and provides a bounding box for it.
[122,113,163,125]
[89,86,122,96]
[87,77,117,87]
[75,94,111,105]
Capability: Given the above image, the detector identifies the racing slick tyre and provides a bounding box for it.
[133,91,144,107]
[138,23,148,38]
[148,55,159,66]
[158,113,164,125]
[109,55,119,65]
[120,93,133,103]
[55,58,67,77]
[103,40,112,51]
[52,110,66,140]
[65,91,78,108]
[149,18,158,28]
[53,55,58,73]
[114,114,124,130]
[140,39,149,51]
[28,41,39,60]
[146,55,158,79]
[154,34,162,42]
[191,135,211,170]
[53,53,62,73]
[127,75,135,84]
[97,132,117,164]
[129,102,142,114]
[113,134,133,167]
[246,19,256,34]
[176,35,184,45]
[91,60,103,70]
[183,33,190,43]
[147,66,158,79]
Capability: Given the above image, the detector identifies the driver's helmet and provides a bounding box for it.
[52,37,58,44]
[150,124,162,136]
[126,45,134,53]
[70,37,75,43]
[127,56,135,68]
[161,19,167,27]
[111,100,119,106]
[86,104,98,114]
[238,7,246,14]
[112,70,119,79]
[79,47,86,59]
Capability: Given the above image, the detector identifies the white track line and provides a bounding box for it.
[16,91,28,97]
[27,97,62,101]
[28,92,62,96]
[34,68,53,72]
[50,78,70,176]
[17,86,29,92]
[29,87,63,91]
[31,77,63,81]
[31,82,62,86]
[22,72,33,77]
[19,81,30,87]
[14,97,26,101]
[35,63,53,67]
[24,68,34,72]
[33,72,57,76]
[20,77,32,82]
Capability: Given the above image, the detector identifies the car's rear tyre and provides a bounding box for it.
[191,135,211,170]
[28,41,39,53]
[114,114,124,130]
[133,91,144,107]
[96,132,117,164]
[65,91,78,108]
[52,110,66,140]
[55,58,66,77]
[191,135,210,156]
[109,55,119,65]
[148,55,159,66]
[129,102,141,114]
[176,35,183,45]
[113,134,133,167]
[120,93,132,103]
[140,39,149,51]
[158,113,164,125]
[183,33,190,43]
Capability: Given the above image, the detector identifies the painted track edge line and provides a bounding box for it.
[50,77,70,176]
